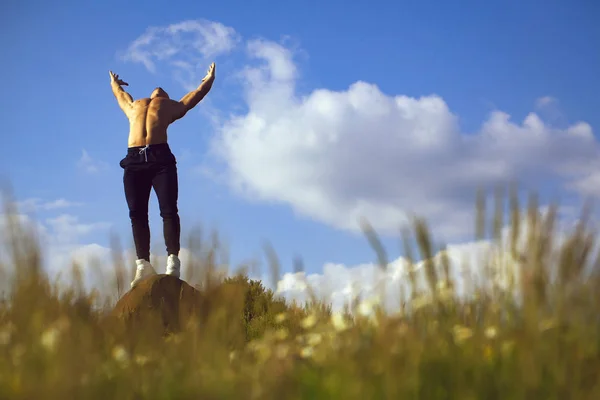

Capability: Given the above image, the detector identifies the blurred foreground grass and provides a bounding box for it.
[1,191,600,399]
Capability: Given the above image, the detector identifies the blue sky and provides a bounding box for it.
[1,0,599,298]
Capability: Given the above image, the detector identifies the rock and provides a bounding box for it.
[111,274,203,333]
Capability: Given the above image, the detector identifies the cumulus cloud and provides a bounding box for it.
[212,39,599,238]
[77,149,109,174]
[275,208,592,313]
[275,241,495,313]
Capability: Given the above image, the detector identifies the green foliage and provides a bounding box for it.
[0,190,599,399]
[220,274,294,341]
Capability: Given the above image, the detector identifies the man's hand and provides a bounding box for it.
[174,62,216,121]
[200,62,216,83]
[109,71,129,86]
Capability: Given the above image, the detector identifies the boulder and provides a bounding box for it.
[111,274,203,333]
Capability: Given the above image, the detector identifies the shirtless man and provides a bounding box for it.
[109,62,216,288]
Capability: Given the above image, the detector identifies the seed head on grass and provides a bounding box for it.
[330,312,349,332]
[111,345,129,366]
[452,325,474,344]
[300,314,317,329]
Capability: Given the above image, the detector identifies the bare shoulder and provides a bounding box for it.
[167,98,184,110]
[132,98,151,108]
[167,99,186,119]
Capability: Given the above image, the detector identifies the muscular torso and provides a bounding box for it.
[127,98,184,148]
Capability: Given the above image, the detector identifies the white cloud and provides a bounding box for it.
[121,19,240,90]
[209,39,600,239]
[0,199,203,295]
[535,96,557,110]
[44,214,111,247]
[275,210,593,313]
[275,241,494,313]
[14,198,82,213]
[77,149,108,174]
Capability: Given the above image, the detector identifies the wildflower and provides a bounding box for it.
[411,294,432,311]
[40,327,60,351]
[165,333,183,344]
[501,340,515,355]
[11,344,25,367]
[436,281,454,302]
[256,343,272,362]
[484,345,494,361]
[275,344,289,359]
[452,325,473,344]
[300,346,314,359]
[357,296,380,317]
[0,323,14,346]
[274,328,289,341]
[248,341,271,362]
[112,345,129,366]
[539,318,556,332]
[436,281,448,291]
[485,326,498,339]
[331,312,349,331]
[306,333,322,346]
[301,314,317,329]
[275,313,287,323]
[428,321,439,334]
[135,354,150,366]
[397,323,409,335]
[0,329,10,346]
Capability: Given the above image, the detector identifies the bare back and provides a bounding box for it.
[110,64,215,146]
[126,98,185,148]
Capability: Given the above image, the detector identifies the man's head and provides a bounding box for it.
[150,87,169,99]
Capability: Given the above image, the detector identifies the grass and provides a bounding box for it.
[1,189,600,399]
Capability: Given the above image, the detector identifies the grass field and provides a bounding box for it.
[1,191,599,399]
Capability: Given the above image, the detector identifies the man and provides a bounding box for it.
[109,62,216,288]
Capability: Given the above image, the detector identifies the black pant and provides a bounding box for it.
[120,143,180,262]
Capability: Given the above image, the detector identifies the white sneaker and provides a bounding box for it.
[130,259,157,288]
[166,254,181,278]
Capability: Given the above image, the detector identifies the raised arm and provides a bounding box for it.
[175,63,216,120]
[109,71,134,117]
